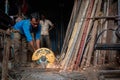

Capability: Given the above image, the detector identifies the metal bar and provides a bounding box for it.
[105,79,120,80]
[88,15,119,19]
[99,70,120,73]
[95,43,120,50]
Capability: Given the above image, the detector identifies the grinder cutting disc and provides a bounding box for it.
[32,48,55,64]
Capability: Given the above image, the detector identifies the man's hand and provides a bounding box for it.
[29,41,36,52]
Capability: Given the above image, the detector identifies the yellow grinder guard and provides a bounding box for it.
[32,48,55,63]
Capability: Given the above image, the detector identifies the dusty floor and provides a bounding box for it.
[1,61,120,80]
[9,67,87,80]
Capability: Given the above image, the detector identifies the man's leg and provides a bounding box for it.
[12,32,21,68]
[40,35,44,48]
[45,35,52,49]
[20,36,28,66]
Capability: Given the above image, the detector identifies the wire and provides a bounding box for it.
[94,28,116,50]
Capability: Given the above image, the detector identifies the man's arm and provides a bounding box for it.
[35,25,41,49]
[48,20,55,31]
[22,21,36,51]
[49,24,55,31]
[36,39,40,49]
[29,41,36,51]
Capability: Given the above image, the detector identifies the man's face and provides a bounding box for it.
[31,18,39,28]
[41,15,45,20]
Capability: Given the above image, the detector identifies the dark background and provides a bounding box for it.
[0,0,74,53]
[0,0,74,24]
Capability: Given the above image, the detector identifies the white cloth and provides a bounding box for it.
[40,19,53,35]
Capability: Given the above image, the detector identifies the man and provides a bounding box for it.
[40,14,54,49]
[12,12,41,67]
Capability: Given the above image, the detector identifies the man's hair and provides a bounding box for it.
[30,12,39,20]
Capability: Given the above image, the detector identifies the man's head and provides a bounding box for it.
[30,12,40,28]
[41,14,46,20]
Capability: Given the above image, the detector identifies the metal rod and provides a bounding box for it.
[99,70,120,73]
[88,15,120,19]
[95,43,120,50]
